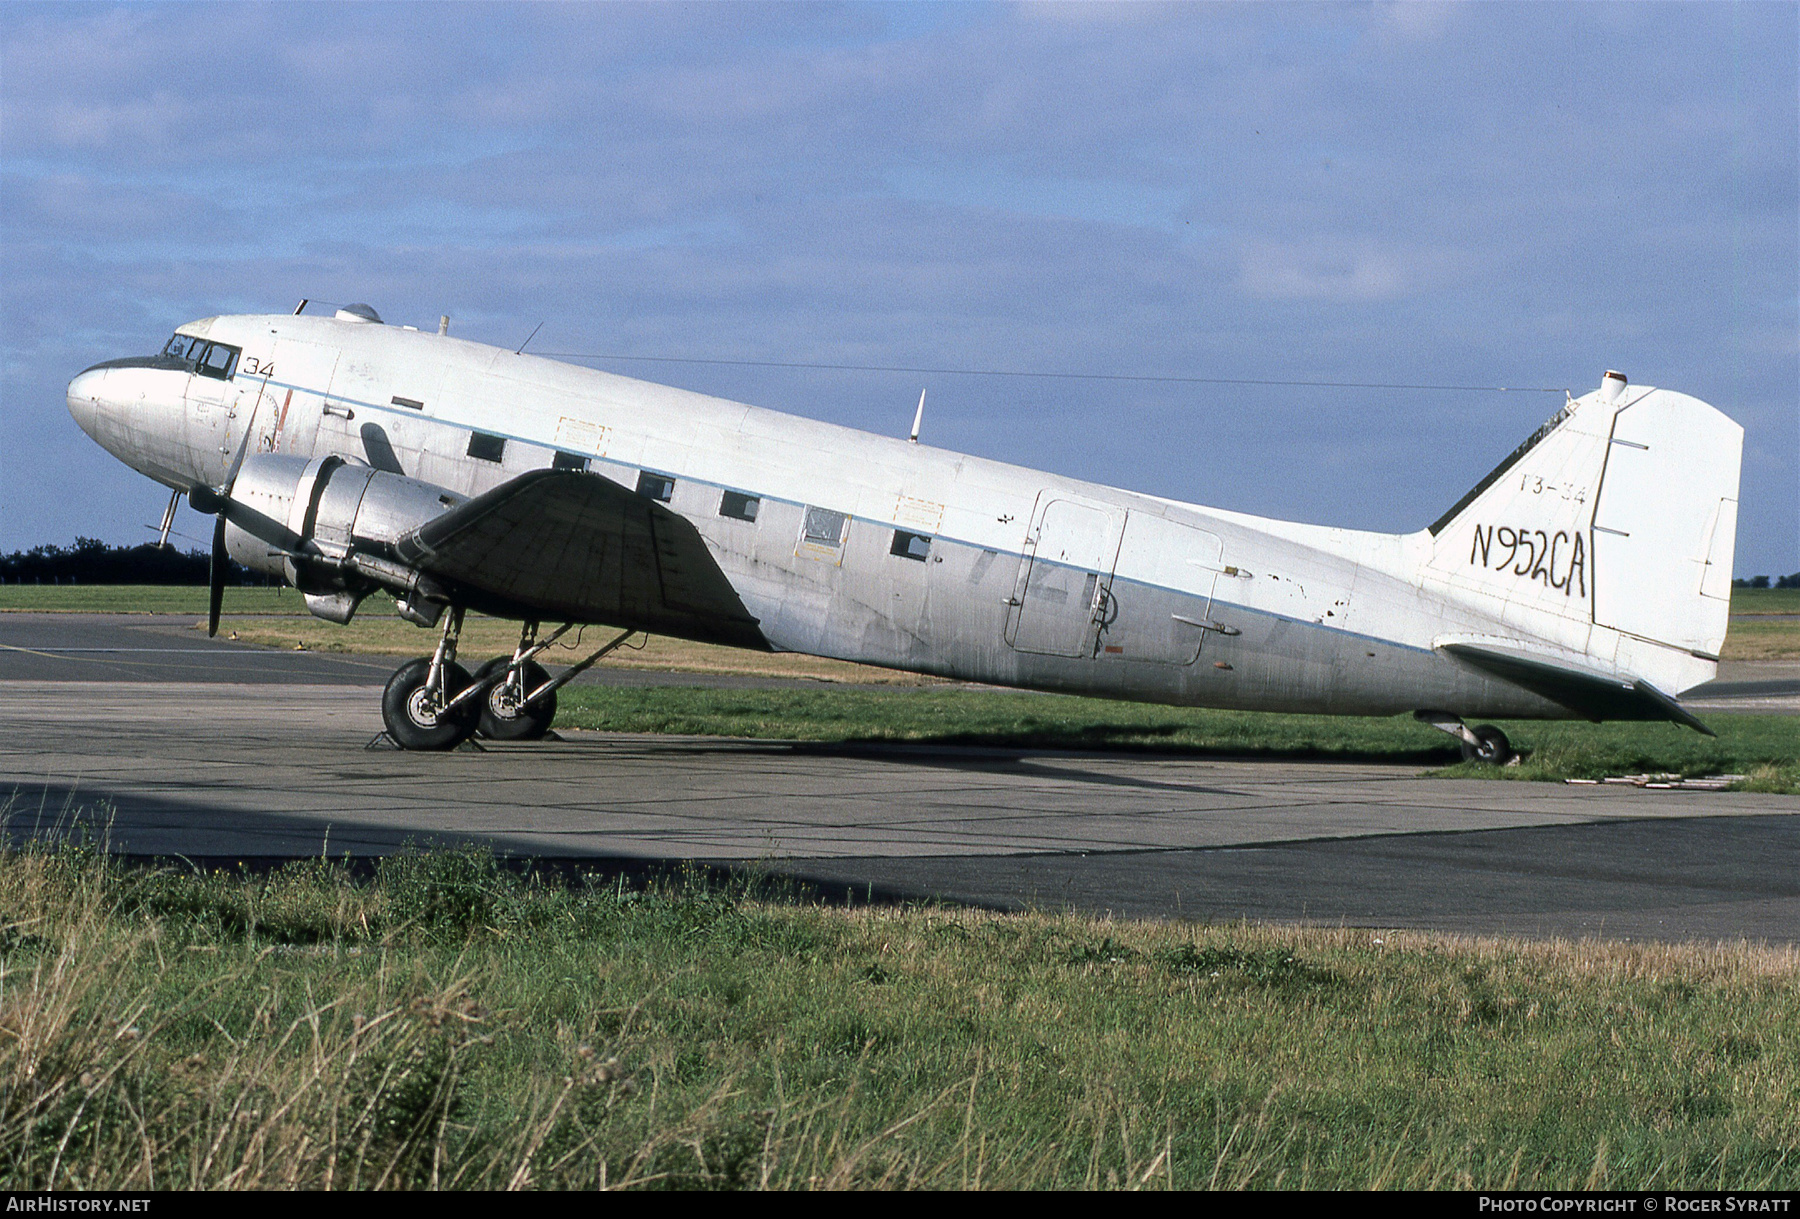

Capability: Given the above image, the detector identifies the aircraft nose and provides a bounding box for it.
[66,366,108,439]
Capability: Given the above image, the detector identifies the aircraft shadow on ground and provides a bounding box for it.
[0,779,983,914]
[679,732,1457,774]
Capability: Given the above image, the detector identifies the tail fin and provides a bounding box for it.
[1424,372,1743,685]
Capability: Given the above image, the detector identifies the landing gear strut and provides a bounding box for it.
[1414,711,1514,765]
[381,607,479,750]
[378,617,640,751]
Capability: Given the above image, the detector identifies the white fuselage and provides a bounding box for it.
[67,311,1726,720]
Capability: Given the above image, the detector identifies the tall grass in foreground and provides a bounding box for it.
[2,841,1797,1190]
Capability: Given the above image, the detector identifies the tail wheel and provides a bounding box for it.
[473,657,557,741]
[381,657,478,750]
[1460,724,1513,765]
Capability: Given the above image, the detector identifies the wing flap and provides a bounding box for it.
[1437,638,1713,735]
[396,469,767,649]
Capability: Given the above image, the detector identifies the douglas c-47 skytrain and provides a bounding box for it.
[67,302,1742,756]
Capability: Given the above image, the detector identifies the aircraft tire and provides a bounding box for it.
[382,657,479,750]
[473,657,557,740]
[1460,724,1513,765]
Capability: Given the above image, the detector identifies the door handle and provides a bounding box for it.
[1172,613,1240,636]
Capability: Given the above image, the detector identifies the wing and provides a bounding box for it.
[395,468,769,649]
[1436,637,1713,735]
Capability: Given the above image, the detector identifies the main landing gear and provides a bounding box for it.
[1414,711,1514,765]
[378,610,638,751]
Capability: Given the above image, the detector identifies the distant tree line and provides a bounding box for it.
[0,538,274,585]
[1733,574,1800,589]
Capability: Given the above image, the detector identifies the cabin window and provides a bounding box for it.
[552,451,590,472]
[802,506,848,547]
[636,472,675,502]
[391,396,424,410]
[467,432,506,463]
[719,490,760,522]
[890,530,932,562]
[195,342,239,381]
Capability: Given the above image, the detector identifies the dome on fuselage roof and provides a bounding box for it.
[334,303,383,323]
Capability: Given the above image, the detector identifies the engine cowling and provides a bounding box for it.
[223,452,463,620]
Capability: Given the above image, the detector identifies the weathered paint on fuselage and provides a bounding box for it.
[68,311,1688,720]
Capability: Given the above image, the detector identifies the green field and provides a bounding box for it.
[1732,587,1800,615]
[0,584,302,614]
[4,841,1797,1191]
[1723,588,1800,659]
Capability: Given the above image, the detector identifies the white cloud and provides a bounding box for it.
[1371,1,1462,44]
[1235,238,1448,303]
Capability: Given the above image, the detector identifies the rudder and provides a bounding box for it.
[1589,386,1742,659]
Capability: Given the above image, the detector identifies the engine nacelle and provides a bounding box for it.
[223,452,463,619]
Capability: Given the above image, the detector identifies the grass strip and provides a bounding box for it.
[1716,617,1800,660]
[2,840,1796,1190]
[1729,588,1800,616]
[555,686,1800,792]
[0,585,304,615]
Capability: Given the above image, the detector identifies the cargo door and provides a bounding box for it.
[1005,495,1122,657]
[1100,513,1224,664]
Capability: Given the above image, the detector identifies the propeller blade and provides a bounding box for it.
[188,483,221,514]
[208,510,227,637]
[207,393,264,637]
[220,397,260,495]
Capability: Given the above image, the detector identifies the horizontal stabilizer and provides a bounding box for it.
[397,469,767,648]
[1438,639,1713,735]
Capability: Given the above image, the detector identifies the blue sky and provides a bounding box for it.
[3,1,1794,575]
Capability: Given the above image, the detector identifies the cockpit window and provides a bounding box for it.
[197,342,238,380]
[160,334,240,379]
